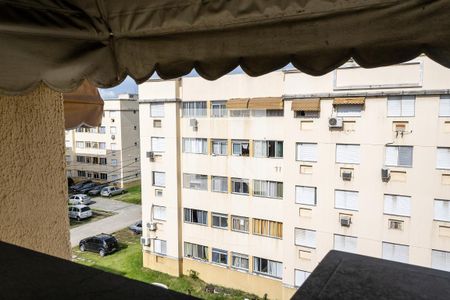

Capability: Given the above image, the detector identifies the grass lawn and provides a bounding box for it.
[73,229,261,300]
[69,209,115,228]
[114,184,141,205]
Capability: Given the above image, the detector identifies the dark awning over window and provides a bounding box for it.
[1,0,450,94]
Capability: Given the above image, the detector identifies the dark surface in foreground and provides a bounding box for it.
[0,241,197,300]
[293,250,450,300]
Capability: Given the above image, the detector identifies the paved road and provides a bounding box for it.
[70,197,141,247]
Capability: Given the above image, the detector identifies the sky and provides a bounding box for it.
[98,65,293,99]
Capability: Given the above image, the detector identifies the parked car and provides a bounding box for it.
[88,184,108,196]
[128,221,142,235]
[77,182,98,194]
[101,186,125,197]
[68,194,91,205]
[70,180,92,192]
[68,205,92,221]
[79,234,118,257]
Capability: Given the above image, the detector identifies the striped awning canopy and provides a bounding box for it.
[226,98,249,109]
[248,97,283,110]
[291,98,321,111]
[333,97,366,105]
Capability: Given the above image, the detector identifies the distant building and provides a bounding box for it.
[65,96,140,187]
[138,56,450,299]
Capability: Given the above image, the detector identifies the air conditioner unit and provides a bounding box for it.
[340,215,351,227]
[190,118,198,131]
[111,118,115,123]
[381,168,391,182]
[328,117,343,128]
[111,135,115,140]
[146,151,155,161]
[147,222,157,231]
[140,237,151,246]
[388,219,403,230]
[342,171,352,181]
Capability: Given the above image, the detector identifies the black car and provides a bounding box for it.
[88,184,108,196]
[79,234,118,257]
[77,182,98,194]
[70,180,92,192]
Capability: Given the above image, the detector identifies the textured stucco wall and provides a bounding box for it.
[0,85,71,259]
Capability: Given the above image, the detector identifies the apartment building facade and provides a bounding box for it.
[138,56,450,299]
[66,95,140,187]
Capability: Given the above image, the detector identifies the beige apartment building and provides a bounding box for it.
[66,95,141,187]
[138,56,450,299]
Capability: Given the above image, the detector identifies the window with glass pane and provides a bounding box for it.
[294,270,311,287]
[152,205,166,221]
[231,140,249,156]
[387,96,415,117]
[99,142,106,149]
[231,178,249,194]
[183,173,208,190]
[184,208,208,225]
[437,147,450,169]
[76,141,84,148]
[431,250,450,272]
[296,143,317,162]
[335,190,358,211]
[150,103,165,117]
[152,171,166,187]
[252,218,283,238]
[211,176,228,193]
[295,111,319,118]
[385,146,413,167]
[184,242,208,261]
[151,137,165,152]
[110,126,117,134]
[211,101,227,117]
[384,194,411,217]
[295,186,317,206]
[231,216,249,232]
[336,104,363,117]
[211,139,227,155]
[253,180,283,198]
[99,126,106,134]
[99,157,107,165]
[434,199,450,222]
[229,109,250,117]
[336,144,360,164]
[334,234,357,253]
[154,239,167,255]
[253,257,282,278]
[111,159,117,166]
[294,228,316,248]
[231,253,249,271]
[182,138,207,154]
[254,140,283,158]
[382,242,409,263]
[212,248,228,265]
[212,213,228,229]
[182,101,207,117]
[439,96,450,117]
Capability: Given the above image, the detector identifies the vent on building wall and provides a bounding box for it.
[340,215,351,227]
[111,135,115,140]
[147,222,157,231]
[381,168,391,182]
[140,237,151,246]
[328,117,343,128]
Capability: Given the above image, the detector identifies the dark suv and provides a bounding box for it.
[79,234,118,257]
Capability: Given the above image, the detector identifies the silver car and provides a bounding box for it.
[68,205,92,221]
[68,194,91,205]
[101,186,125,197]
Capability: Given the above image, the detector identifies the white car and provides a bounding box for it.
[68,194,91,205]
[101,186,125,197]
[68,205,92,221]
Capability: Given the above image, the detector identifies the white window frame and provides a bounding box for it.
[150,103,165,118]
[434,199,450,222]
[296,143,318,162]
[295,186,317,206]
[294,269,311,287]
[231,215,249,233]
[211,101,227,118]
[182,138,207,154]
[439,95,450,117]
[231,178,249,195]
[384,194,411,217]
[253,180,283,199]
[334,234,357,253]
[382,242,409,263]
[231,252,249,271]
[211,139,227,156]
[385,146,413,167]
[336,144,360,165]
[153,239,167,255]
[254,140,283,158]
[152,171,166,187]
[253,257,282,279]
[152,205,167,221]
[436,147,450,170]
[211,176,228,193]
[110,126,117,134]
[184,208,208,225]
[387,96,415,117]
[183,173,208,190]
[294,228,316,248]
[335,190,358,211]
[335,104,363,117]
[184,242,208,261]
[212,213,228,229]
[431,249,450,272]
[231,140,250,156]
[182,101,207,118]
[211,248,228,266]
[151,137,166,153]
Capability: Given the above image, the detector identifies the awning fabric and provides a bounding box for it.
[227,98,249,109]
[1,0,450,94]
[333,97,366,105]
[63,81,104,130]
[291,99,321,111]
[248,97,283,109]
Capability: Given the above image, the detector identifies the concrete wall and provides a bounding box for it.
[0,84,70,259]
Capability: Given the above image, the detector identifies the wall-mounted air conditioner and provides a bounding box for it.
[381,168,391,182]
[140,237,151,246]
[146,151,155,161]
[328,117,343,128]
[147,222,157,231]
[339,215,351,227]
[342,171,352,181]
[111,135,115,140]
[190,118,198,131]
[388,219,403,230]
